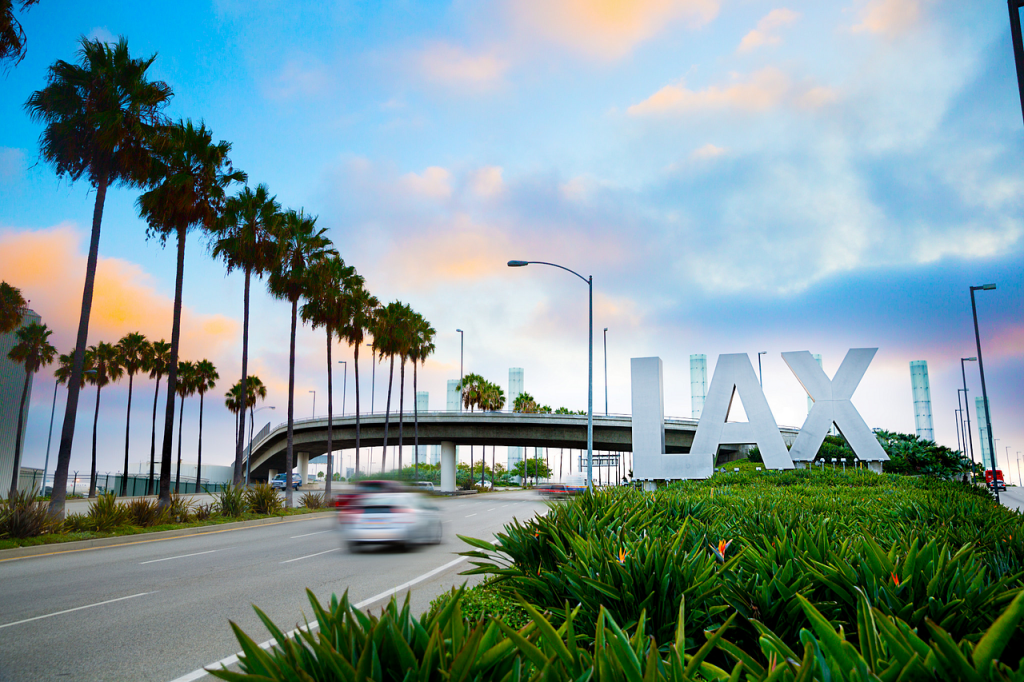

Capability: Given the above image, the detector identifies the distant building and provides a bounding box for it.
[508,368,525,475]
[976,396,994,470]
[909,361,934,442]
[446,379,461,412]
[689,355,706,419]
[415,391,431,466]
[1,309,41,494]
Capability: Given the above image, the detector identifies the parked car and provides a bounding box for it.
[270,473,302,490]
[338,492,442,551]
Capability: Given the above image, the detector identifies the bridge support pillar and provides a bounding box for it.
[440,441,456,492]
[298,452,309,486]
[268,468,277,483]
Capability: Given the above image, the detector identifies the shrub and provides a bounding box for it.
[246,483,282,515]
[193,502,216,521]
[0,489,60,539]
[63,512,93,532]
[87,492,131,531]
[217,484,249,517]
[126,497,166,528]
[167,495,194,523]
[429,581,530,630]
[299,492,325,509]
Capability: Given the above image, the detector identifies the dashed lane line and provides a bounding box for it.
[0,592,155,630]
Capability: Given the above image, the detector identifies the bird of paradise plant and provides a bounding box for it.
[710,538,733,562]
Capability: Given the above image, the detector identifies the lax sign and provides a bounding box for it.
[631,349,889,480]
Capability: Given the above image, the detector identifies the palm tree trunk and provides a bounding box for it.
[284,298,297,507]
[121,373,134,496]
[354,343,361,478]
[234,266,251,485]
[398,357,405,474]
[89,385,101,498]
[381,354,394,473]
[325,327,333,499]
[175,395,185,494]
[50,174,108,516]
[8,369,32,497]
[413,362,419,480]
[148,375,161,495]
[158,225,186,508]
[196,392,205,493]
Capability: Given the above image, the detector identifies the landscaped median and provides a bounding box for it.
[0,484,332,552]
[210,469,1024,680]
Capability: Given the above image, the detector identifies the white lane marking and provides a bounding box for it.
[290,530,331,539]
[169,556,468,682]
[0,592,154,630]
[465,513,477,518]
[280,548,342,564]
[486,508,496,512]
[500,504,510,508]
[140,550,219,565]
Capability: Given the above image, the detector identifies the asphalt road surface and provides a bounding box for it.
[1000,485,1024,513]
[0,490,548,682]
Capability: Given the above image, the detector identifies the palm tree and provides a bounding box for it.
[7,321,56,496]
[26,37,172,515]
[137,120,244,508]
[409,313,436,481]
[394,304,417,474]
[226,375,268,480]
[457,372,486,485]
[192,359,218,491]
[85,342,123,497]
[210,184,281,484]
[336,284,378,478]
[479,381,506,486]
[0,281,27,333]
[301,254,362,498]
[116,332,148,495]
[173,360,197,494]
[146,339,171,495]
[267,209,334,507]
[0,0,39,67]
[371,301,409,474]
[55,348,91,390]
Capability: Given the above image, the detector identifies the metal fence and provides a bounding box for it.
[16,469,231,498]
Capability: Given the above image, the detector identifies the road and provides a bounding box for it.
[0,491,548,682]
[1000,485,1024,513]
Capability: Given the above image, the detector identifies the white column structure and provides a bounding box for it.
[689,354,706,419]
[909,361,934,442]
[440,441,456,492]
[297,452,309,485]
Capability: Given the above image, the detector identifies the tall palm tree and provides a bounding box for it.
[26,37,172,515]
[301,254,362,498]
[7,321,56,496]
[116,332,148,495]
[480,381,506,486]
[211,184,281,484]
[54,348,90,390]
[85,342,123,497]
[409,313,436,481]
[226,374,268,481]
[371,301,408,474]
[0,0,39,67]
[457,373,486,485]
[267,209,334,507]
[0,281,27,333]
[394,303,417,474]
[137,120,244,508]
[192,359,218,491]
[146,339,171,495]
[173,360,197,494]
[336,284,378,479]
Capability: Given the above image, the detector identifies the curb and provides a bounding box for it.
[0,511,338,562]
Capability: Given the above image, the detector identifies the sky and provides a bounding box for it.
[1,0,1022,480]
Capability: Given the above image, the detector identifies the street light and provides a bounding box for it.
[603,327,609,416]
[960,357,978,479]
[757,351,767,389]
[246,405,276,484]
[509,259,594,493]
[970,283,999,503]
[1008,0,1024,125]
[42,369,97,496]
[456,329,464,413]
[1018,452,1022,487]
[955,408,963,455]
[338,360,347,417]
[309,390,316,418]
[367,343,375,414]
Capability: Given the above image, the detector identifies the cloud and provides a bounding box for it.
[417,43,508,89]
[691,143,727,159]
[263,53,331,100]
[86,26,116,43]
[628,67,793,115]
[0,147,25,182]
[468,166,505,198]
[852,0,922,37]
[509,0,719,59]
[737,8,800,52]
[0,224,239,361]
[400,166,453,200]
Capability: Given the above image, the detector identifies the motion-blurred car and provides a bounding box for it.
[339,492,442,551]
[413,481,435,492]
[270,473,302,490]
[537,483,573,499]
[333,479,408,509]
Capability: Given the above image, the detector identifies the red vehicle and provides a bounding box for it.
[985,469,1006,491]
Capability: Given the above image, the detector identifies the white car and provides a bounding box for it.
[339,492,442,551]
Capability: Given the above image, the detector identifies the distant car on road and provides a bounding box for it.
[339,492,442,551]
[270,473,302,490]
[413,481,435,492]
[986,469,1006,491]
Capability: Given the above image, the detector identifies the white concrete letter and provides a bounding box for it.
[689,354,794,470]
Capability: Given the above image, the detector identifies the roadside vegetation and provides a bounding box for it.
[217,469,1024,680]
[0,484,328,549]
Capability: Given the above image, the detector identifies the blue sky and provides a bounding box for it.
[1,0,1022,479]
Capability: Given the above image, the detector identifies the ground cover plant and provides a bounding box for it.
[216,469,1023,680]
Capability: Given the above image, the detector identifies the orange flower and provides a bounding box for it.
[618,547,630,564]
[891,571,901,587]
[710,539,733,561]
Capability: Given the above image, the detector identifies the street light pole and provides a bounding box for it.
[955,408,963,455]
[508,260,594,493]
[309,390,316,419]
[970,283,999,503]
[41,380,60,495]
[368,343,375,414]
[603,327,608,416]
[1008,0,1024,125]
[246,405,276,485]
[456,329,464,411]
[960,357,977,479]
[757,351,767,389]
[338,361,347,417]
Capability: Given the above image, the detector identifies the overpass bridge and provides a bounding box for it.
[244,411,801,487]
